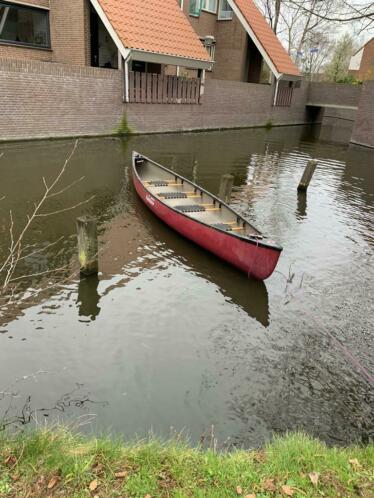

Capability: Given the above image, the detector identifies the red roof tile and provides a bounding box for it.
[232,0,300,77]
[97,0,211,62]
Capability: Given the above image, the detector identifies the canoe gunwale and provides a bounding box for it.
[132,151,283,253]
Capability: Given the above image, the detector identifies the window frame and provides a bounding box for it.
[218,0,233,20]
[0,0,51,50]
[201,0,218,14]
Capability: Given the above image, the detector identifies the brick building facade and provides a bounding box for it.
[0,0,297,85]
[349,37,374,81]
[0,0,91,65]
[180,0,268,83]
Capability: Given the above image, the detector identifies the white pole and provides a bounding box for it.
[118,50,123,70]
[273,77,280,106]
[124,56,130,103]
[200,69,206,100]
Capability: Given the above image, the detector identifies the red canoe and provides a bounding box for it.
[132,152,282,280]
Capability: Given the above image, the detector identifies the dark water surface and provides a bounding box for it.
[0,126,373,447]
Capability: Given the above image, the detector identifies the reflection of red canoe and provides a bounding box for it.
[132,152,282,280]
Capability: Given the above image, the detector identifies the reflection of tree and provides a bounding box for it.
[211,319,373,447]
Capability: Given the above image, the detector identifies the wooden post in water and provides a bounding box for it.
[76,216,98,276]
[298,160,317,191]
[219,174,234,203]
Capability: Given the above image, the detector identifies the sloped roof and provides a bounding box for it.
[352,36,374,56]
[96,0,211,62]
[229,0,300,77]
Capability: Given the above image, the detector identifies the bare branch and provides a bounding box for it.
[48,176,85,198]
[0,139,81,293]
[9,265,68,284]
[16,236,65,263]
[287,0,374,22]
[35,194,95,218]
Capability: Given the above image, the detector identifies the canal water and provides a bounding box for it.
[0,126,373,447]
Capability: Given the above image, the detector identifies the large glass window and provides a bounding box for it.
[218,0,233,20]
[0,1,50,48]
[202,0,217,13]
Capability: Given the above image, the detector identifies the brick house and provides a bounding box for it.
[0,0,299,104]
[349,37,374,81]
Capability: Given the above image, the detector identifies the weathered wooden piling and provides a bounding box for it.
[76,216,98,276]
[219,174,234,203]
[298,160,317,191]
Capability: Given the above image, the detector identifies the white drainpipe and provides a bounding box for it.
[273,77,280,106]
[200,69,206,101]
[124,55,131,103]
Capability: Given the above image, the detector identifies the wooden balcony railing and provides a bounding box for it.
[128,72,201,104]
[274,86,294,107]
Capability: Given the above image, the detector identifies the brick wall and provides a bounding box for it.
[308,82,362,108]
[358,39,374,81]
[0,57,311,141]
[351,81,374,148]
[214,16,248,81]
[183,0,249,82]
[0,58,123,141]
[319,107,357,144]
[125,79,309,133]
[50,0,90,66]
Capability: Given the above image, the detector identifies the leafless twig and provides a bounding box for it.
[0,139,95,300]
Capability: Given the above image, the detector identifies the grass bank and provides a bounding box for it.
[0,430,372,497]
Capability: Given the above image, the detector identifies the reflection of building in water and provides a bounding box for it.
[231,146,281,204]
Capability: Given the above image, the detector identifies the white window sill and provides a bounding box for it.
[202,9,218,14]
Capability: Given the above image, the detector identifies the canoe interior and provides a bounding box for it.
[134,156,263,240]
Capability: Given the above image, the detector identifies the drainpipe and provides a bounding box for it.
[124,54,131,103]
[199,69,206,102]
[176,0,184,77]
[118,50,123,71]
[273,76,281,106]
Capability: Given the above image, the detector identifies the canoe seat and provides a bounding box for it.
[211,223,234,232]
[175,204,206,213]
[159,192,187,199]
[147,181,171,187]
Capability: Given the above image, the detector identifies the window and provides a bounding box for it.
[202,36,215,67]
[0,1,50,48]
[218,0,233,19]
[202,0,217,13]
[189,0,201,16]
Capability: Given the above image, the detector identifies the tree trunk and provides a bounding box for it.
[273,0,281,33]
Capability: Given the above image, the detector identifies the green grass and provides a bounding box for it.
[0,430,373,497]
